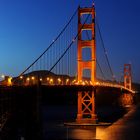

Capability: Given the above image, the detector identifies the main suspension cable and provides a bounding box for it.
[96,17,116,81]
[19,7,79,77]
[48,6,94,74]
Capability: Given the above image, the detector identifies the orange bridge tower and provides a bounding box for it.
[76,6,97,123]
[121,64,133,106]
[124,64,132,90]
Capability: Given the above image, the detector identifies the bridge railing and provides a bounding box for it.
[93,81,135,94]
[0,75,135,94]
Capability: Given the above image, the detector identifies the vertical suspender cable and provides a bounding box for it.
[85,29,106,80]
[18,7,78,77]
[96,17,116,81]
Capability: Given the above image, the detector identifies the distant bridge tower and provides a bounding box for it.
[124,64,132,90]
[76,6,97,123]
[121,64,133,106]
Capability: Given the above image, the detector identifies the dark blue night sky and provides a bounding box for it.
[0,0,140,83]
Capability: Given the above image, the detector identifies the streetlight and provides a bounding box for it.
[26,77,30,81]
[20,76,23,79]
[66,78,69,85]
[89,81,93,85]
[31,76,35,80]
[8,77,12,86]
[72,79,76,84]
[50,78,53,85]
[26,77,30,85]
[57,78,61,85]
[95,82,99,85]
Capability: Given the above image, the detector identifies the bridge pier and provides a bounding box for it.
[76,90,97,123]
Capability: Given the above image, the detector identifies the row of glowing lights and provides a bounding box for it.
[20,76,71,84]
[1,75,12,81]
[19,75,94,85]
[19,75,133,91]
[0,74,130,87]
[1,75,135,93]
[0,75,13,85]
[0,74,128,87]
[19,76,93,85]
[95,81,135,93]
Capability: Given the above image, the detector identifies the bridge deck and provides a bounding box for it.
[0,84,134,93]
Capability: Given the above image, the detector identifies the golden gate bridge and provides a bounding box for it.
[0,4,136,134]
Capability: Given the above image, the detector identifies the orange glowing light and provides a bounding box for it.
[8,77,12,86]
[50,78,53,84]
[27,77,30,81]
[31,76,35,80]
[20,76,23,79]
[58,78,61,81]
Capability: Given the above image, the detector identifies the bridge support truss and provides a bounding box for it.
[76,90,97,123]
[76,6,97,123]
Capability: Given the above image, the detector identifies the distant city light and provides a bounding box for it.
[1,75,5,79]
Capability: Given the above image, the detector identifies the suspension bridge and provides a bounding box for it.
[0,4,136,133]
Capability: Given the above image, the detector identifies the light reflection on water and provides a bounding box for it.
[43,123,99,139]
[42,105,128,140]
[42,105,104,139]
[96,127,107,140]
[67,127,96,139]
[43,123,106,139]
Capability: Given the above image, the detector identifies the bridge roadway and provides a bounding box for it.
[0,83,134,93]
[41,84,134,94]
